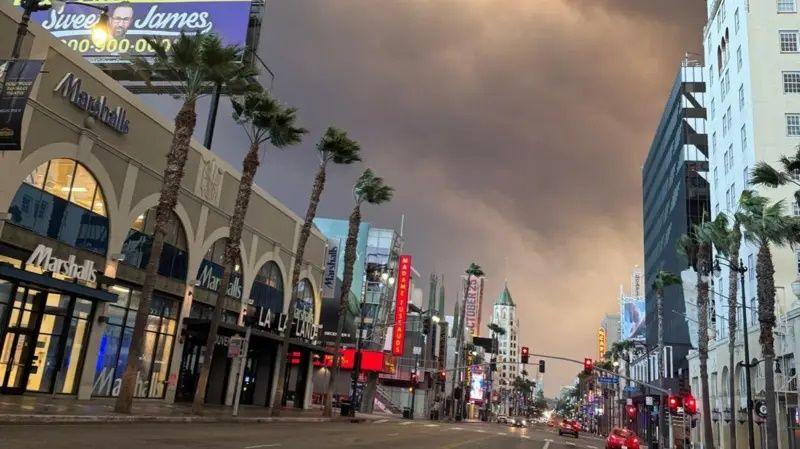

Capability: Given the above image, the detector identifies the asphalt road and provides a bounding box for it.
[0,419,607,449]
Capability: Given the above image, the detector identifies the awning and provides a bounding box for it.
[0,264,118,303]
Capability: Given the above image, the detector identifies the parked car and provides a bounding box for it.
[558,419,579,438]
[497,415,508,424]
[510,416,528,427]
[606,428,641,449]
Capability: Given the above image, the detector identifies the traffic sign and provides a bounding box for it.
[228,336,243,358]
[646,396,654,406]
[597,376,619,384]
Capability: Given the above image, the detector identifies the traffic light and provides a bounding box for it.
[490,360,497,371]
[521,346,529,364]
[539,360,546,373]
[668,395,681,413]
[684,394,697,415]
[410,372,418,387]
[438,370,446,382]
[626,404,637,419]
[583,358,593,375]
[21,0,52,12]
[422,317,431,334]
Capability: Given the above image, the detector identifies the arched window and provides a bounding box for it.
[250,261,283,313]
[9,158,108,254]
[121,208,188,281]
[195,239,243,299]
[293,279,315,323]
[721,366,730,397]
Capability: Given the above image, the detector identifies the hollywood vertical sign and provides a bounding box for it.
[392,255,412,356]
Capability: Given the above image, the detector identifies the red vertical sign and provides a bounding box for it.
[392,255,412,356]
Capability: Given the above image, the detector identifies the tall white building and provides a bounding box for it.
[490,283,520,417]
[686,1,800,448]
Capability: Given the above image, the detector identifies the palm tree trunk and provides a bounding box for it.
[191,141,260,414]
[727,235,740,449]
[114,99,197,413]
[697,241,715,449]
[323,203,361,416]
[756,243,779,449]
[273,160,328,416]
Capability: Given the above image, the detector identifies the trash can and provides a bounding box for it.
[403,408,412,419]
[340,401,352,417]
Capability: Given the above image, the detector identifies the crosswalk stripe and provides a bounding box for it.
[374,419,389,424]
[424,424,440,427]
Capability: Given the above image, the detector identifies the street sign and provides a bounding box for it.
[228,336,243,358]
[413,346,422,355]
[756,401,768,418]
[597,376,619,384]
[624,385,639,393]
[646,396,654,406]
[626,398,633,405]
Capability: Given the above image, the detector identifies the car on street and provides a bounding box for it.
[557,419,579,438]
[510,416,528,427]
[497,415,508,424]
[606,428,641,449]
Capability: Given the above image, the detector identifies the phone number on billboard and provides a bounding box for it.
[61,38,176,55]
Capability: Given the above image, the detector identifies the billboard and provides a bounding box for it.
[597,327,607,360]
[391,255,412,356]
[469,365,485,402]
[322,238,340,299]
[24,0,251,64]
[463,275,484,336]
[0,60,44,151]
[620,296,646,342]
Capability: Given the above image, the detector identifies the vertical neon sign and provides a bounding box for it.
[392,255,412,356]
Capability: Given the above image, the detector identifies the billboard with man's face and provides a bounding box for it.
[23,0,251,64]
[620,296,646,342]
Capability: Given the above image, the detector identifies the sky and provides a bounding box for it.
[146,0,708,397]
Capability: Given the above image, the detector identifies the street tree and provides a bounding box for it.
[702,212,742,447]
[191,91,306,414]
[750,147,800,205]
[265,127,362,416]
[736,190,799,448]
[114,33,254,414]
[651,270,681,357]
[323,169,393,415]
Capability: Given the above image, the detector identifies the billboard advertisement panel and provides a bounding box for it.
[469,365,484,402]
[391,255,412,356]
[620,296,646,342]
[463,275,484,336]
[322,238,340,299]
[23,0,251,64]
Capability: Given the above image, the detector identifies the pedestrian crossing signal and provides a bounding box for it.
[521,347,529,364]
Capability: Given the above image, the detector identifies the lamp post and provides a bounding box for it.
[12,0,109,59]
[714,258,756,449]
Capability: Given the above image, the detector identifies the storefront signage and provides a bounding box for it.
[54,72,130,134]
[0,60,44,151]
[253,305,321,342]
[464,274,483,335]
[391,254,412,356]
[322,239,340,298]
[197,260,242,298]
[25,244,97,283]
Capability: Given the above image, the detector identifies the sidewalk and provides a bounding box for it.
[0,395,397,425]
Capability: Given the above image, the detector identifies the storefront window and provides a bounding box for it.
[250,261,283,313]
[92,285,178,398]
[121,208,188,281]
[293,279,315,323]
[195,239,243,299]
[9,159,109,254]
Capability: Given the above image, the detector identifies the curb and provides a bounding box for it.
[0,414,374,425]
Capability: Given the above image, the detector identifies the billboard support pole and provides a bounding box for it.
[203,81,222,149]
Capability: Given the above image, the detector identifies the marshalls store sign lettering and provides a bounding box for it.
[54,73,130,134]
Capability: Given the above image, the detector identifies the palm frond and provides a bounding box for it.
[318,127,362,165]
[354,168,394,205]
[466,262,485,278]
[750,161,788,188]
[652,270,682,291]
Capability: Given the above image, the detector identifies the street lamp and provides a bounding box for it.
[12,0,110,59]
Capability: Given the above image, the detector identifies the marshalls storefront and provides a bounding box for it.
[0,2,327,408]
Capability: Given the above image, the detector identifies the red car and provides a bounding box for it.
[606,428,640,449]
[558,419,579,438]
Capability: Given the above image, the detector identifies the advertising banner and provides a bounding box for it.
[469,365,484,402]
[24,0,251,64]
[597,327,607,360]
[620,296,646,342]
[391,254,412,356]
[0,60,43,151]
[322,238,340,298]
[463,275,483,336]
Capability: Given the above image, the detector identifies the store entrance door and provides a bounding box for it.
[0,287,43,394]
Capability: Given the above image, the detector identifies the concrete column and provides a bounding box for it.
[77,301,108,400]
[268,346,282,409]
[302,352,313,409]
[164,284,195,403]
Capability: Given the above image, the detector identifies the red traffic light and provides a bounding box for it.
[583,358,593,374]
[438,370,446,381]
[521,347,530,364]
[668,395,681,413]
[684,394,697,415]
[626,404,637,418]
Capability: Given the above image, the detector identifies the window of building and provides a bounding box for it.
[743,166,749,186]
[709,66,714,87]
[293,279,315,324]
[748,254,755,280]
[737,46,742,71]
[721,71,730,99]
[734,8,740,33]
[250,261,284,314]
[92,285,178,398]
[779,0,798,13]
[121,209,188,281]
[787,113,800,135]
[739,84,745,110]
[713,168,719,192]
[722,111,729,136]
[725,106,732,136]
[723,149,730,173]
[10,158,108,254]
[794,202,800,216]
[712,132,717,155]
[780,31,799,52]
[725,187,732,210]
[741,125,748,151]
[785,72,800,93]
[196,239,243,299]
[710,98,715,120]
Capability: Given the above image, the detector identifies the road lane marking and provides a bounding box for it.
[543,440,552,449]
[399,421,414,425]
[374,419,389,424]
[585,445,598,449]
[244,445,281,449]
[387,433,399,436]
[451,427,464,430]
[425,424,440,427]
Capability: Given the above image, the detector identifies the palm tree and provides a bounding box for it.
[651,270,682,357]
[750,147,800,205]
[190,91,305,414]
[736,190,798,449]
[487,322,506,336]
[702,212,741,448]
[271,128,361,415]
[114,33,253,414]
[678,226,715,449]
[322,169,393,417]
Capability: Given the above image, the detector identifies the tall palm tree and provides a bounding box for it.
[750,148,800,205]
[322,169,393,416]
[487,322,506,336]
[269,127,361,415]
[651,270,682,357]
[736,190,798,449]
[114,33,253,413]
[191,91,305,414]
[702,212,741,448]
[678,226,715,449]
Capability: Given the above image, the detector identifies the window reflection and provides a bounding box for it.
[121,209,188,281]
